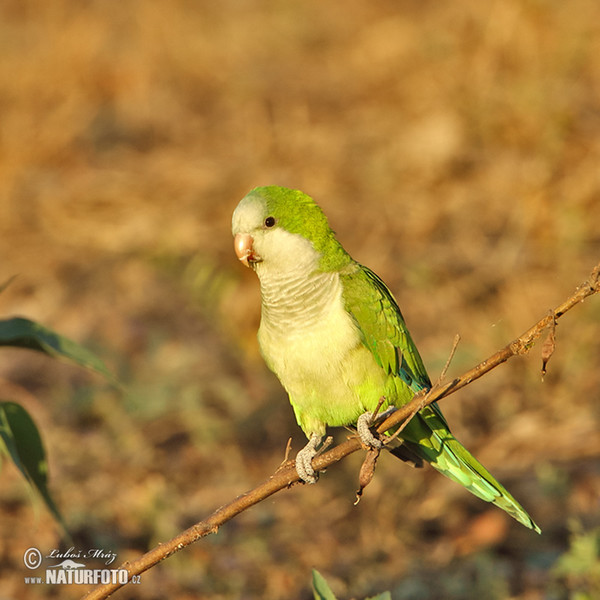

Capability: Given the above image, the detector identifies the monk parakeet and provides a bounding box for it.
[232,185,539,532]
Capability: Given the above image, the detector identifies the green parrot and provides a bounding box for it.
[232,185,540,533]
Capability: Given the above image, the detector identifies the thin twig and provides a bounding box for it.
[82,261,600,600]
[279,437,294,467]
[370,396,386,421]
[541,311,557,379]
[438,334,461,384]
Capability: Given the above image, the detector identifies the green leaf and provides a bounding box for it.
[0,317,112,379]
[365,593,392,600]
[311,569,392,600]
[0,401,69,538]
[312,570,338,600]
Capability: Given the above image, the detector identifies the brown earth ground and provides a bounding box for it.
[1,1,599,599]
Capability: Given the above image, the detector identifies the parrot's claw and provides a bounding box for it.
[357,408,395,449]
[357,412,383,449]
[296,433,329,483]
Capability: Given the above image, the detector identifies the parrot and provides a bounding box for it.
[231,185,540,533]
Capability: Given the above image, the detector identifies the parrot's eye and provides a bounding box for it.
[264,216,276,228]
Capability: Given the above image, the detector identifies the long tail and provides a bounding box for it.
[398,406,540,533]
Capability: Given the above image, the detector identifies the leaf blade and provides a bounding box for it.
[312,569,338,600]
[0,317,112,379]
[0,401,69,537]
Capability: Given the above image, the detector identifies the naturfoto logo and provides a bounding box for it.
[22,546,141,587]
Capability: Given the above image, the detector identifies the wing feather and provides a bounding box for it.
[341,264,431,395]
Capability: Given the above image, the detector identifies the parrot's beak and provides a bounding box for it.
[234,233,261,267]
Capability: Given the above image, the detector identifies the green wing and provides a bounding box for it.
[340,265,431,391]
[340,264,540,533]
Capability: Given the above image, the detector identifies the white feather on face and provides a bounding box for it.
[231,193,265,236]
[232,193,321,277]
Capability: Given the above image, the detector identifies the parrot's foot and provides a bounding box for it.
[356,408,396,449]
[356,412,383,449]
[296,433,330,483]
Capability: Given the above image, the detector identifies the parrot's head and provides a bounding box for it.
[231,186,351,276]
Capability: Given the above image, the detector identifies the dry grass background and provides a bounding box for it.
[1,1,599,598]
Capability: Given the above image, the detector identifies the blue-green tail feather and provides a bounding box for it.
[397,407,540,533]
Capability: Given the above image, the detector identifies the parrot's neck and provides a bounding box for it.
[257,265,341,336]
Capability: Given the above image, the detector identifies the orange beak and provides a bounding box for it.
[234,233,258,268]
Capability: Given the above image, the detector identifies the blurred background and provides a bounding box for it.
[1,1,599,598]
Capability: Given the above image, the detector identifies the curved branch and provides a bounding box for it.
[82,262,600,599]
